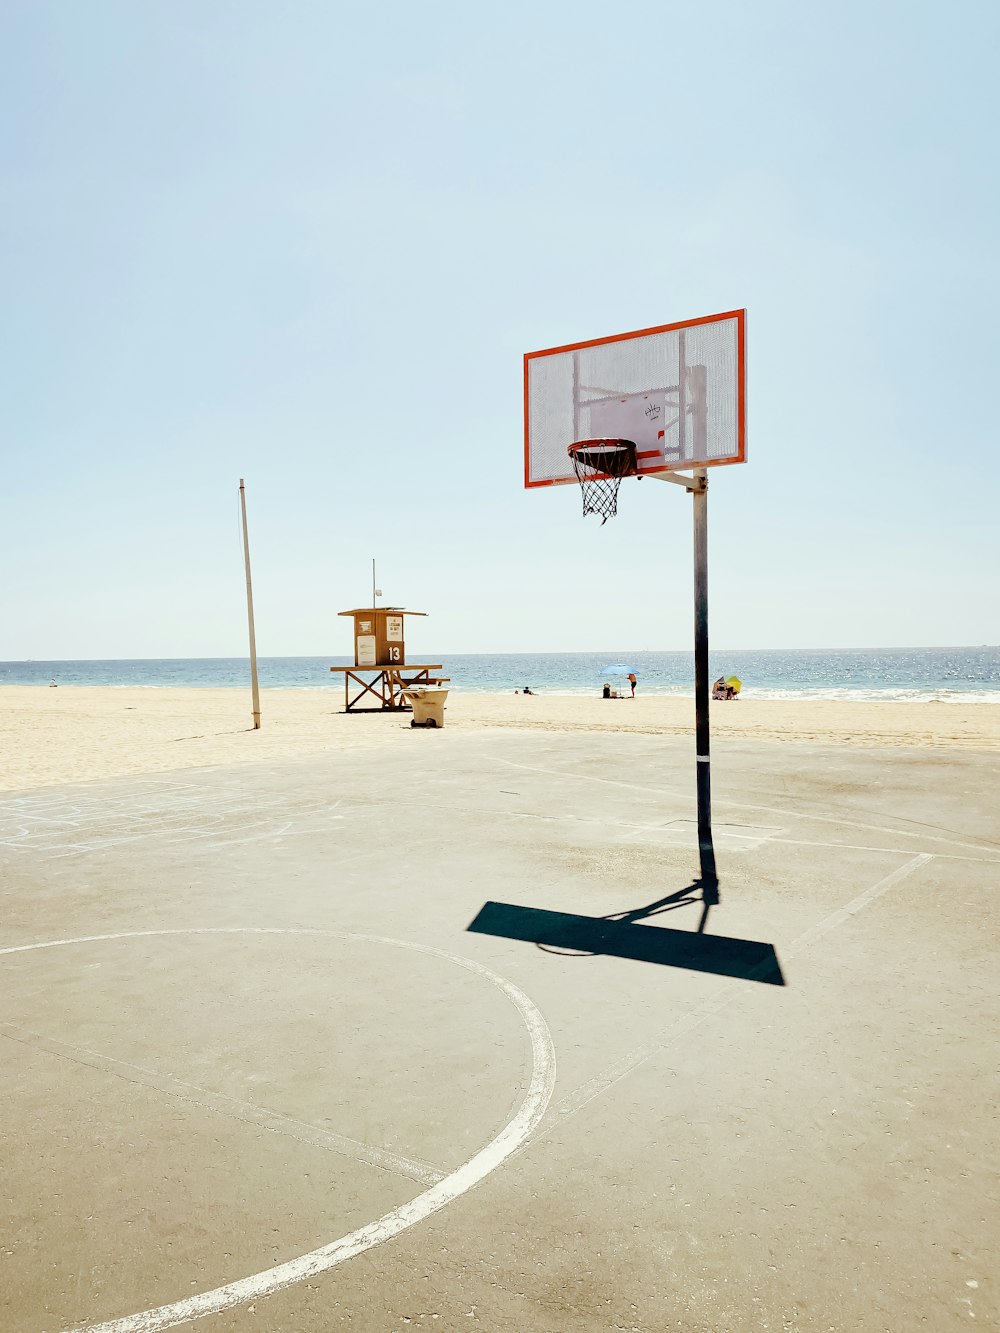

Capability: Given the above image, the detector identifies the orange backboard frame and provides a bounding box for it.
[523,308,746,488]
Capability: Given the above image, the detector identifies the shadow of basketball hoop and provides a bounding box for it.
[524,880,717,959]
[604,878,720,934]
[466,891,784,986]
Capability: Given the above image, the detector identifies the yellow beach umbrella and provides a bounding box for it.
[725,676,742,693]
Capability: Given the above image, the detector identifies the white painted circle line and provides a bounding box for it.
[0,928,555,1333]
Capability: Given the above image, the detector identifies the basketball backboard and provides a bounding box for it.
[524,308,745,488]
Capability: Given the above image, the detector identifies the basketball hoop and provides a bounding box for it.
[567,439,638,523]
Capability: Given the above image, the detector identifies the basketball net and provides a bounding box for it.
[567,439,638,524]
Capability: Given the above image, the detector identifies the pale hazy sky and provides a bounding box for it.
[2,0,997,660]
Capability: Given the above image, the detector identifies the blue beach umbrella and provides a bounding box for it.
[599,663,634,676]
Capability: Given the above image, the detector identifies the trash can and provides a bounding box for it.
[404,688,449,728]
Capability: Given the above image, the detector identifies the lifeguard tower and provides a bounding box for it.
[329,607,448,712]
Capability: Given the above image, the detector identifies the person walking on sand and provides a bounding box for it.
[628,672,637,697]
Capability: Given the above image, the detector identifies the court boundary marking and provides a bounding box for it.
[0,1020,445,1186]
[0,928,556,1333]
[495,756,1000,860]
[530,852,934,1146]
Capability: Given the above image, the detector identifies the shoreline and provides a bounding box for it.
[7,681,1000,705]
[2,685,999,794]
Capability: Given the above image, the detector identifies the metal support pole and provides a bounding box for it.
[691,469,716,888]
[239,478,261,730]
[572,350,580,443]
[677,329,687,457]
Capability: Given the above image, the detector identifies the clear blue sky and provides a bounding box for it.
[2,0,997,659]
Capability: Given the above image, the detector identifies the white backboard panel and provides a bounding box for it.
[524,309,745,487]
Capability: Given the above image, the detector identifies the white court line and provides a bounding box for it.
[0,928,555,1333]
[536,853,933,1140]
[39,821,304,858]
[771,835,1000,865]
[0,789,340,832]
[496,757,1000,858]
[620,819,785,851]
[0,1022,444,1188]
[0,800,346,857]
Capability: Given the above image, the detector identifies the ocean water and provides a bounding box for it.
[1,648,998,703]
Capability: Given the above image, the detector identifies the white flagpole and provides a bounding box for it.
[239,478,261,729]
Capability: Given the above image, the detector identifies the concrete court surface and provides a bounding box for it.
[1,723,998,1333]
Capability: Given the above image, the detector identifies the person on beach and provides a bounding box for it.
[628,672,637,697]
[713,676,728,700]
[523,686,534,695]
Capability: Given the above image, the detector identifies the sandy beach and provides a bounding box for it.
[2,684,998,793]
